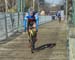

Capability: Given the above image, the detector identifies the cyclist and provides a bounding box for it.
[24,7,39,48]
[57,10,61,23]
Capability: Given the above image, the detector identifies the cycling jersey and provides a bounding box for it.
[24,12,39,32]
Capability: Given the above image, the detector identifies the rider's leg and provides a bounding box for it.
[30,22,37,50]
[27,30,30,48]
[27,22,31,39]
[59,17,61,23]
[59,17,60,23]
[27,30,30,38]
[27,23,32,48]
[33,22,37,41]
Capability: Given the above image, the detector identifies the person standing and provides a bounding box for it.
[57,10,61,23]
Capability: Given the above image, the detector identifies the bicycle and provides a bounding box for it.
[28,20,37,53]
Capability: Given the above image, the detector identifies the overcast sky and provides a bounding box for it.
[45,0,65,5]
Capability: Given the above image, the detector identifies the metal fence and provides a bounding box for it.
[0,13,52,41]
[39,16,52,25]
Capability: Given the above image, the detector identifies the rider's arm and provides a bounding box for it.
[23,13,28,32]
[35,13,39,32]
